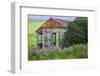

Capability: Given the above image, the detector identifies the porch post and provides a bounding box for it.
[36,33,39,48]
[42,30,44,48]
[58,32,60,48]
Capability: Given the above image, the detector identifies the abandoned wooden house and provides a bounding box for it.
[35,17,68,49]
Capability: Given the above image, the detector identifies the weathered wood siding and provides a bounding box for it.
[42,28,66,48]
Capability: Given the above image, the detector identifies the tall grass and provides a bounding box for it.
[28,44,88,60]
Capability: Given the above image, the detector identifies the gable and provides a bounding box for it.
[36,17,68,33]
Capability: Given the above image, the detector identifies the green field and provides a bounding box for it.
[28,19,46,49]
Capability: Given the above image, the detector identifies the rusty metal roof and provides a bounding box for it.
[35,17,67,33]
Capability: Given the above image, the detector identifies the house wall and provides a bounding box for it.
[42,28,66,48]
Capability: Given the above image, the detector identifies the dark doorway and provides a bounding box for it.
[53,33,56,46]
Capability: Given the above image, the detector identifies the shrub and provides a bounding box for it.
[62,17,88,48]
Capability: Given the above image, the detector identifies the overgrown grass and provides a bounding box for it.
[28,44,88,60]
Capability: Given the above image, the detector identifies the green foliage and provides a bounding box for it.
[62,17,88,47]
[28,49,33,60]
[28,44,88,60]
[28,33,37,48]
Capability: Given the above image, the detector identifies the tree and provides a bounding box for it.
[62,17,88,48]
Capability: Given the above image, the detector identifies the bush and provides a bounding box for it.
[62,17,88,48]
